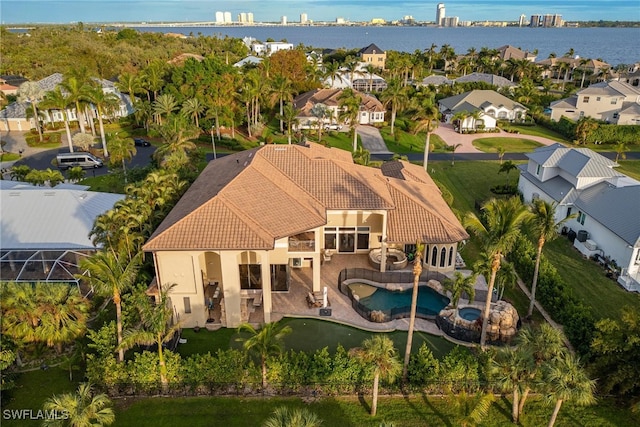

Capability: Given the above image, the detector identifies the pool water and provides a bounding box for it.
[349,283,450,316]
[458,307,482,321]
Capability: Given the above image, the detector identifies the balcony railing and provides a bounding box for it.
[288,232,315,252]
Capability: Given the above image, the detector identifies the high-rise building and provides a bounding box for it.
[223,12,232,23]
[247,13,254,24]
[552,14,563,27]
[542,14,554,27]
[300,13,308,24]
[436,3,445,26]
[443,16,458,27]
[519,14,527,27]
[281,16,287,25]
[215,11,224,24]
[530,15,541,27]
[238,12,247,23]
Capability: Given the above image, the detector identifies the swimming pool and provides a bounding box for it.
[458,307,482,321]
[348,282,450,320]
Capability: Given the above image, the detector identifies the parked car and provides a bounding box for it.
[324,124,343,131]
[134,138,150,147]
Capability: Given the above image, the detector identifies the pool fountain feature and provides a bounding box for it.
[368,248,408,271]
[458,306,482,321]
[437,301,520,344]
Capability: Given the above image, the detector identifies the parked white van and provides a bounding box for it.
[56,152,104,170]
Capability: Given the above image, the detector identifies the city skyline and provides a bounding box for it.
[2,1,639,24]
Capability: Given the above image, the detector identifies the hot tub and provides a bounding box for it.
[368,248,408,270]
[458,306,482,321]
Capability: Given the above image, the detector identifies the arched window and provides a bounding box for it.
[440,248,446,267]
[431,246,438,266]
[448,247,454,266]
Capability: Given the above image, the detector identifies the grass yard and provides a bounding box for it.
[501,124,570,143]
[178,318,458,360]
[543,238,640,321]
[113,395,638,427]
[472,137,543,153]
[380,128,449,154]
[616,160,640,181]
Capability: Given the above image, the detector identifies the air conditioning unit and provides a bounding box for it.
[291,258,302,268]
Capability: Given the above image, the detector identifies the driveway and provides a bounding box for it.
[357,125,392,155]
[433,123,559,153]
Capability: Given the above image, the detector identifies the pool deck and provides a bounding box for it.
[270,254,483,341]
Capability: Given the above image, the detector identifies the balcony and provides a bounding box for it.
[288,232,315,252]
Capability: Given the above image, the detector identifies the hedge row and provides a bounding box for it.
[535,114,640,145]
[508,235,595,355]
[86,344,485,397]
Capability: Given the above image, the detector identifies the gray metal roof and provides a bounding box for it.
[526,144,622,179]
[550,97,577,109]
[421,75,452,86]
[573,182,640,245]
[1,183,124,250]
[454,73,516,88]
[579,80,640,97]
[0,102,28,119]
[438,90,527,114]
[518,166,575,203]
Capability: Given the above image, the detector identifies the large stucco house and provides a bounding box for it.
[518,144,640,292]
[0,73,134,132]
[293,88,385,128]
[143,143,468,328]
[438,90,528,131]
[549,80,640,125]
[358,43,386,70]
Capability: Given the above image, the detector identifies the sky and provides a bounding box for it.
[2,0,639,24]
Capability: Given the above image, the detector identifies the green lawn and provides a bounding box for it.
[178,318,458,360]
[472,137,543,153]
[543,238,640,321]
[380,128,448,154]
[616,160,640,181]
[501,124,570,143]
[114,395,637,427]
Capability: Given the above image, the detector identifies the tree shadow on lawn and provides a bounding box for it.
[357,392,371,414]
[419,394,451,427]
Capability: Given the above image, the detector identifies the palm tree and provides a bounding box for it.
[310,103,329,143]
[444,272,477,308]
[85,86,119,158]
[449,391,495,427]
[153,93,178,125]
[403,243,423,382]
[323,61,341,87]
[269,75,294,133]
[380,78,407,136]
[181,97,205,129]
[116,71,143,100]
[119,284,181,392]
[464,197,531,347]
[338,88,361,152]
[411,98,439,172]
[153,114,199,167]
[451,111,469,133]
[352,335,402,416]
[263,406,322,427]
[107,134,136,183]
[278,103,299,145]
[77,249,142,362]
[41,87,74,152]
[527,199,574,317]
[363,63,378,92]
[449,142,463,166]
[614,141,628,162]
[545,353,596,427]
[493,347,535,423]
[42,383,114,427]
[61,75,91,134]
[498,160,517,187]
[236,321,292,390]
[18,81,45,142]
[497,146,506,164]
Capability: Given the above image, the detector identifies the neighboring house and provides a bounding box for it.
[518,144,640,292]
[293,88,385,127]
[233,55,263,68]
[536,57,610,82]
[496,45,537,62]
[250,41,294,56]
[614,62,640,87]
[167,53,205,66]
[143,143,468,328]
[454,72,516,89]
[323,68,387,92]
[438,89,527,131]
[0,79,19,96]
[549,80,640,124]
[419,75,453,88]
[358,43,386,70]
[0,72,134,132]
[0,181,124,292]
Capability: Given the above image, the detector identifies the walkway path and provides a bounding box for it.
[0,131,33,173]
[433,123,560,153]
[357,125,392,155]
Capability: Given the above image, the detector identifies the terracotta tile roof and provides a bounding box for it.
[381,161,469,244]
[293,88,384,118]
[144,145,466,251]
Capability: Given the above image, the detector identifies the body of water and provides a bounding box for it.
[133,25,639,66]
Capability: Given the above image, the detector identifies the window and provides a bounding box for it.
[579,111,585,117]
[271,264,289,292]
[324,227,336,250]
[239,264,262,289]
[448,247,454,266]
[611,98,618,105]
[339,227,356,253]
[566,207,572,218]
[440,248,446,267]
[577,211,586,225]
[583,96,590,103]
[183,297,191,314]
[431,246,438,267]
[536,164,541,175]
[356,227,370,250]
[596,97,601,101]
